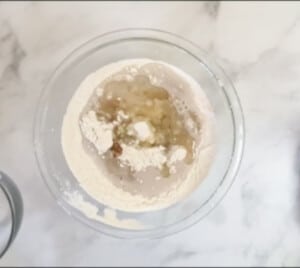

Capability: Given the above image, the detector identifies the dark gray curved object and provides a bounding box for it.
[0,171,23,258]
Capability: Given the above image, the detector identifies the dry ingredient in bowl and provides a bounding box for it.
[62,59,215,212]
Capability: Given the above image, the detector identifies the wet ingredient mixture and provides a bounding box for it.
[62,59,215,212]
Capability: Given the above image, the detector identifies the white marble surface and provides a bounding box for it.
[1,1,300,266]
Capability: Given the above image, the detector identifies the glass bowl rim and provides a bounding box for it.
[33,28,245,239]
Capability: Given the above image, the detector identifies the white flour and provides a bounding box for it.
[67,192,144,229]
[130,121,153,142]
[61,59,215,214]
[167,146,187,171]
[80,110,113,155]
[119,144,166,172]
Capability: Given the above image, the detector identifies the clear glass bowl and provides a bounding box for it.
[34,29,244,239]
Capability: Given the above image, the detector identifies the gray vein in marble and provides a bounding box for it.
[250,228,288,266]
[219,15,300,83]
[160,247,197,266]
[0,21,26,88]
[240,183,261,228]
[204,1,220,18]
[282,14,300,39]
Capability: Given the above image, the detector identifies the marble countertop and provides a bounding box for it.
[1,1,300,266]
